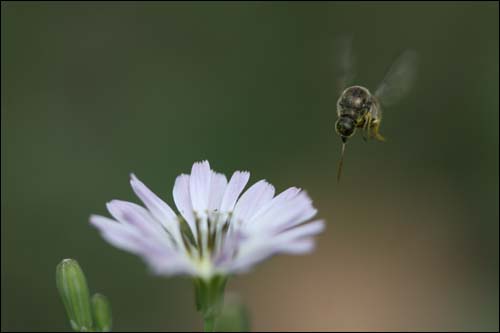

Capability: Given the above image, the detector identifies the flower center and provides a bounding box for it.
[177,211,234,278]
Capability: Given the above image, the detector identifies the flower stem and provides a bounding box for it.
[194,276,227,332]
[203,316,215,332]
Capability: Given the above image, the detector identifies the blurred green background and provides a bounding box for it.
[2,2,498,331]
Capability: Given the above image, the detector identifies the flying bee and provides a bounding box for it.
[336,85,383,142]
[334,37,418,182]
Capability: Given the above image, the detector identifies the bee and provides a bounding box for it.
[334,37,418,182]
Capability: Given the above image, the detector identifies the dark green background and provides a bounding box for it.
[2,2,498,331]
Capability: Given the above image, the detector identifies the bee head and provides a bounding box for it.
[335,117,356,141]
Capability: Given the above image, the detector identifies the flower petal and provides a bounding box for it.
[130,174,178,232]
[225,220,324,273]
[106,200,154,227]
[248,186,301,223]
[105,200,172,247]
[91,215,194,275]
[144,253,196,276]
[233,180,275,223]
[274,220,325,242]
[220,171,250,213]
[173,174,196,234]
[90,214,173,260]
[90,215,144,254]
[246,190,316,234]
[208,172,228,212]
[277,239,316,254]
[189,161,212,214]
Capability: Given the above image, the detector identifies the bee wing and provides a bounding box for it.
[334,35,356,94]
[374,50,418,107]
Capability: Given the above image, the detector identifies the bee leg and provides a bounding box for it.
[362,114,371,141]
[371,121,386,142]
[366,121,373,140]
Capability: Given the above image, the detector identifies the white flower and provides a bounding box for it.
[90,161,324,280]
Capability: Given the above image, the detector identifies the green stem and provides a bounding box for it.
[194,276,227,332]
[203,316,215,332]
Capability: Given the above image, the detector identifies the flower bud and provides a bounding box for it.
[91,293,112,332]
[56,259,93,331]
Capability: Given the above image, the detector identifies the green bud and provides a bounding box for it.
[56,259,93,331]
[91,293,112,332]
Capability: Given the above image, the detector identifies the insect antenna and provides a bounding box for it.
[337,142,346,183]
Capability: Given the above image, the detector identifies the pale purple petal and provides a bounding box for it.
[273,220,325,242]
[219,171,250,212]
[225,220,324,273]
[90,215,192,274]
[226,248,274,273]
[144,254,196,276]
[276,239,316,254]
[106,200,156,229]
[189,161,212,214]
[230,243,314,273]
[227,237,318,273]
[172,174,196,233]
[208,172,228,212]
[90,215,143,254]
[91,215,166,256]
[105,200,172,247]
[248,187,301,223]
[242,239,316,264]
[130,173,178,232]
[245,190,316,234]
[269,192,318,232]
[233,180,275,223]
